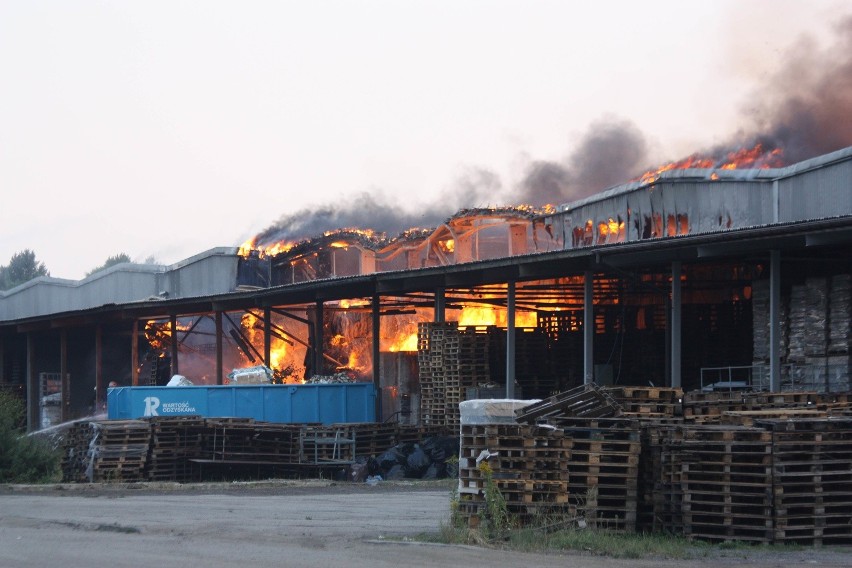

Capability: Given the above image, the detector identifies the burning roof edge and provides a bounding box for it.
[555,145,852,214]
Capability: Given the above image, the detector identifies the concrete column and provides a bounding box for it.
[671,261,682,389]
[770,250,781,392]
[506,281,516,398]
[584,271,594,384]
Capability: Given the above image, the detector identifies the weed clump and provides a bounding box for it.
[0,391,61,483]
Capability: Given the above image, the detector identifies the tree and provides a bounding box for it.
[85,253,132,277]
[0,249,49,291]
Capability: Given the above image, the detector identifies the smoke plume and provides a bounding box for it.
[742,15,852,162]
[248,15,852,248]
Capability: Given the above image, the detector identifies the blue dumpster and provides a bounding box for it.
[107,383,376,424]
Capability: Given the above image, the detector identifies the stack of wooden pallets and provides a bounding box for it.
[604,386,683,418]
[759,417,852,546]
[87,420,152,482]
[675,426,774,543]
[417,321,457,427]
[146,416,206,481]
[457,423,571,527]
[60,421,96,483]
[299,425,356,465]
[562,424,641,532]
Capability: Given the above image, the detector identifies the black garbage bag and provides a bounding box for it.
[349,459,368,483]
[384,464,406,480]
[377,446,405,471]
[405,444,432,478]
[420,436,438,458]
[425,436,459,464]
[422,462,444,480]
[396,442,416,457]
[366,456,381,476]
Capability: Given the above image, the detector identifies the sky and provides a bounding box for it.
[2,1,851,280]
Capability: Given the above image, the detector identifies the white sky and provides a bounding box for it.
[1,0,848,279]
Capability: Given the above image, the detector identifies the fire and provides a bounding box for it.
[387,333,419,352]
[458,305,538,328]
[439,238,455,253]
[144,319,192,351]
[638,143,785,184]
[238,237,294,258]
[324,227,377,240]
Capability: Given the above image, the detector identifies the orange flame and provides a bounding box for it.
[458,305,537,328]
[239,237,295,258]
[638,143,785,184]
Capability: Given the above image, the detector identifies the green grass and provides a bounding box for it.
[506,527,712,559]
[421,521,818,560]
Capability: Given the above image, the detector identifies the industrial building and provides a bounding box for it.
[1,145,851,433]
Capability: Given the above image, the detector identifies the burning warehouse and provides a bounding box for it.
[3,145,852,544]
[1,145,851,432]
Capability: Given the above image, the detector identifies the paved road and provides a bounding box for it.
[0,482,850,568]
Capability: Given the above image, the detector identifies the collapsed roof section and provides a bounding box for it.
[268,207,559,284]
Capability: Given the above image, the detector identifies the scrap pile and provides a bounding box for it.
[456,383,852,544]
[60,418,448,483]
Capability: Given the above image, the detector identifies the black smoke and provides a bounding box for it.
[518,117,650,207]
[519,16,852,206]
[248,15,852,247]
[743,15,852,162]
[250,168,502,248]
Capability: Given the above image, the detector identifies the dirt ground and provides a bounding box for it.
[1,479,851,568]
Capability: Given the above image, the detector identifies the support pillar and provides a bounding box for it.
[215,311,224,385]
[26,332,37,432]
[434,288,446,323]
[314,301,324,377]
[770,250,781,392]
[131,321,139,386]
[671,261,682,389]
[264,307,272,368]
[506,281,516,398]
[372,294,382,420]
[95,325,103,410]
[584,271,594,384]
[60,330,69,422]
[170,314,179,377]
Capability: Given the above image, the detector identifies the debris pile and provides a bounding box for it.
[59,418,448,483]
[304,373,356,384]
